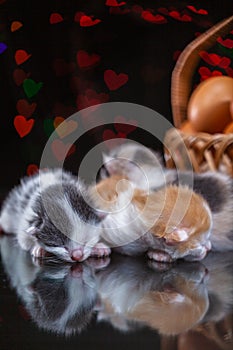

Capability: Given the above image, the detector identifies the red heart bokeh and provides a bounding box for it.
[198,67,223,81]
[16,99,37,118]
[76,50,101,69]
[187,6,208,15]
[49,13,64,24]
[79,15,101,27]
[77,89,109,110]
[15,49,31,65]
[14,115,35,137]
[104,69,128,91]
[13,69,30,86]
[169,11,192,22]
[199,51,231,68]
[217,37,233,49]
[141,11,167,24]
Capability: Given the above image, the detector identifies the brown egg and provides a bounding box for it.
[224,122,233,134]
[180,120,197,134]
[187,76,233,133]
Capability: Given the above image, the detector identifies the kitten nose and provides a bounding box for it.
[71,248,84,261]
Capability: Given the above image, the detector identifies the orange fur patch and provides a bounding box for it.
[92,176,212,253]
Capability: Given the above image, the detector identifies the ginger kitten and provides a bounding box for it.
[92,175,212,262]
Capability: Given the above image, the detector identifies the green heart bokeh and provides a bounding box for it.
[23,78,43,98]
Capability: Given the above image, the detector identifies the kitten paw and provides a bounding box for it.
[147,249,173,263]
[31,245,46,258]
[91,243,111,258]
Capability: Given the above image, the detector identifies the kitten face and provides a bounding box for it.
[30,183,102,262]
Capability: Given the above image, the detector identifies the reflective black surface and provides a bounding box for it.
[0,234,232,350]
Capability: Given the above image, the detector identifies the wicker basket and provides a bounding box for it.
[164,15,233,176]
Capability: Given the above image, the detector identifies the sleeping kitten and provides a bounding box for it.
[0,168,106,262]
[91,174,212,262]
[101,143,233,253]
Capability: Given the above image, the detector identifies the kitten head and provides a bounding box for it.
[100,142,165,190]
[28,183,104,262]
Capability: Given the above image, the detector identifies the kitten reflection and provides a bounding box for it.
[27,263,97,335]
[96,255,209,335]
[96,254,233,337]
[1,235,232,340]
[0,235,99,336]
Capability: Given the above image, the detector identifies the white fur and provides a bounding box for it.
[99,187,151,248]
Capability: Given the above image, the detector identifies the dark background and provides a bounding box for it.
[0,0,232,190]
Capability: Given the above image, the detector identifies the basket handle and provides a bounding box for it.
[171,15,233,128]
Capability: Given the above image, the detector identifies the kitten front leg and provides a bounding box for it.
[147,249,173,263]
[90,243,111,258]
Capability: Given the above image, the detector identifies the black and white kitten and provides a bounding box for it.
[0,168,107,262]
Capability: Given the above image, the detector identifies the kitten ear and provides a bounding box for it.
[25,226,37,236]
[164,228,189,245]
[102,153,115,175]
